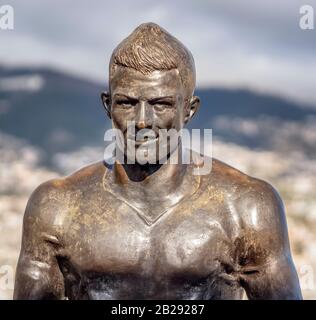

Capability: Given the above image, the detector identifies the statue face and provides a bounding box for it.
[102,66,199,164]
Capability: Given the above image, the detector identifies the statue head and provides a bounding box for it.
[101,22,200,164]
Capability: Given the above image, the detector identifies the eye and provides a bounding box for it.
[116,99,137,108]
[152,101,173,112]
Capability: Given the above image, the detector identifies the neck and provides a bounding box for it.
[121,162,164,182]
[113,146,188,193]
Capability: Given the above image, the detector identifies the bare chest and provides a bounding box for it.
[61,194,235,271]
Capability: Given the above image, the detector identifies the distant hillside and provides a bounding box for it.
[189,89,316,150]
[1,66,315,166]
[0,66,106,159]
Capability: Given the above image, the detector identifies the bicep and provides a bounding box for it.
[14,183,65,300]
[240,253,302,299]
[238,181,302,300]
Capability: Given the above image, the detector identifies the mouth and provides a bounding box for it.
[127,136,159,146]
[126,128,159,146]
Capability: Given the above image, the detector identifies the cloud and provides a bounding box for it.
[1,0,316,105]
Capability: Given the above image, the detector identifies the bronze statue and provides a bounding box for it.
[14,23,302,300]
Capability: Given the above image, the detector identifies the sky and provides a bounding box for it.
[0,0,316,106]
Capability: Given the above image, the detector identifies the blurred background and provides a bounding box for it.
[0,0,315,299]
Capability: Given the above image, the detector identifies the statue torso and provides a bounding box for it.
[46,161,264,300]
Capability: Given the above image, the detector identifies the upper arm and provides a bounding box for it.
[238,180,302,300]
[14,180,65,300]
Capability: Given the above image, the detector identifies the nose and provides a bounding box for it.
[135,101,152,129]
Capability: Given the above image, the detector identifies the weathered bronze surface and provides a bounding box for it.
[14,23,302,300]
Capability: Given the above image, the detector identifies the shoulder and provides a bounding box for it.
[208,157,252,185]
[24,161,109,229]
[206,157,287,235]
[23,175,70,234]
[206,158,290,259]
[208,157,283,209]
[203,157,258,197]
[236,173,286,233]
[64,160,109,187]
[243,178,289,254]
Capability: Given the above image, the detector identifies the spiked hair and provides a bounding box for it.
[109,23,196,96]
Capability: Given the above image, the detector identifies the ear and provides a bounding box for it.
[184,96,200,124]
[101,91,111,119]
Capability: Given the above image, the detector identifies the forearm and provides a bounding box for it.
[14,258,65,300]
